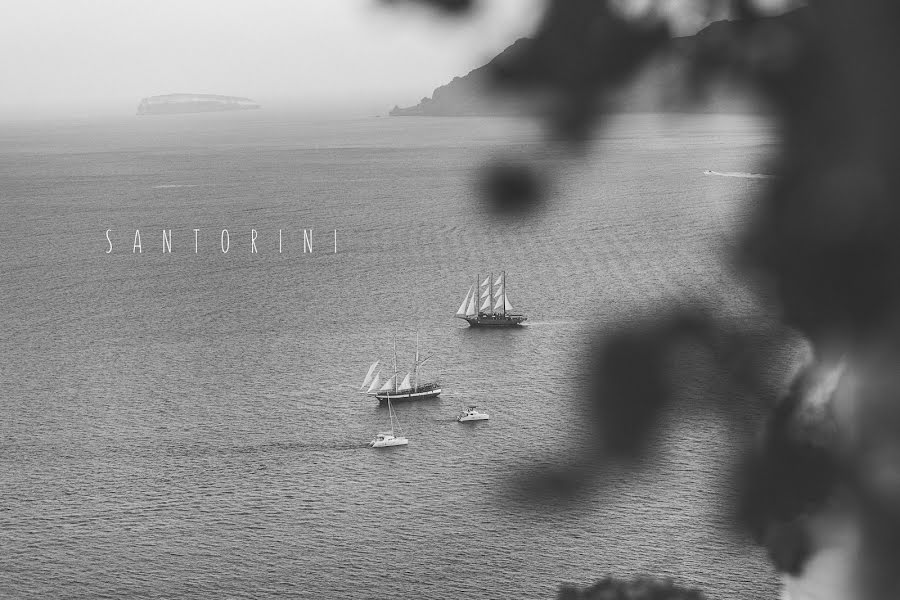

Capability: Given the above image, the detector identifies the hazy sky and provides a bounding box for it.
[0,0,543,118]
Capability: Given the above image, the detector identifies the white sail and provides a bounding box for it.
[480,287,490,299]
[398,372,412,391]
[493,285,504,299]
[481,276,490,287]
[480,296,491,312]
[504,294,513,311]
[466,291,477,316]
[367,371,382,393]
[379,375,396,392]
[456,286,473,316]
[361,361,379,389]
[494,274,503,287]
[493,296,504,312]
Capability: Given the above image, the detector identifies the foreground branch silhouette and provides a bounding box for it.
[385,1,900,598]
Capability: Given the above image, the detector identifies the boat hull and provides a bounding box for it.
[458,414,489,422]
[374,386,441,403]
[463,314,526,327]
[370,436,408,448]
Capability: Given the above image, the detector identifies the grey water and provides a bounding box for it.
[1,112,785,598]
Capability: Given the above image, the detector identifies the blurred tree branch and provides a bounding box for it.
[383,1,900,598]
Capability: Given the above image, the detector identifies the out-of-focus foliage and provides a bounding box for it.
[558,576,706,600]
[477,158,546,216]
[380,0,474,16]
[384,1,900,598]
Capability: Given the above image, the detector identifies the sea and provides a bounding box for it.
[1,111,792,599]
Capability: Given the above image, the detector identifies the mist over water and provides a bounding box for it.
[1,113,783,598]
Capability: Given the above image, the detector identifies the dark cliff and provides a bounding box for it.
[389,10,805,117]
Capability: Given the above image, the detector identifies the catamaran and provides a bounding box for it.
[455,271,526,327]
[457,405,489,422]
[370,398,408,448]
[360,335,441,403]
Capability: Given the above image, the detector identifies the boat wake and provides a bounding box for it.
[241,440,368,453]
[703,169,773,179]
[153,183,200,189]
[169,439,368,459]
[297,440,376,452]
[523,320,579,327]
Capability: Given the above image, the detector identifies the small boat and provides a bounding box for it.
[370,431,408,448]
[361,334,441,404]
[455,272,526,327]
[370,398,408,448]
[457,405,489,422]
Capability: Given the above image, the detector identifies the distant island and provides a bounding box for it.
[137,94,260,116]
[389,9,803,117]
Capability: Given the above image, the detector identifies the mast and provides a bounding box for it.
[392,338,398,394]
[414,330,419,391]
[503,271,507,317]
[489,272,494,316]
[388,398,403,437]
[387,398,395,436]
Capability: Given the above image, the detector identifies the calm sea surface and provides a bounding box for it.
[1,112,788,598]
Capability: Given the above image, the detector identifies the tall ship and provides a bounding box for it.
[360,335,441,403]
[455,271,527,327]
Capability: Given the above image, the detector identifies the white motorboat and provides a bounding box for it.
[370,398,408,448]
[457,405,489,422]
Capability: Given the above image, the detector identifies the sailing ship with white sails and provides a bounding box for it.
[360,335,442,403]
[455,271,526,327]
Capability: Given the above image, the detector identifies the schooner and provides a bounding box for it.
[455,271,527,327]
[360,334,441,403]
